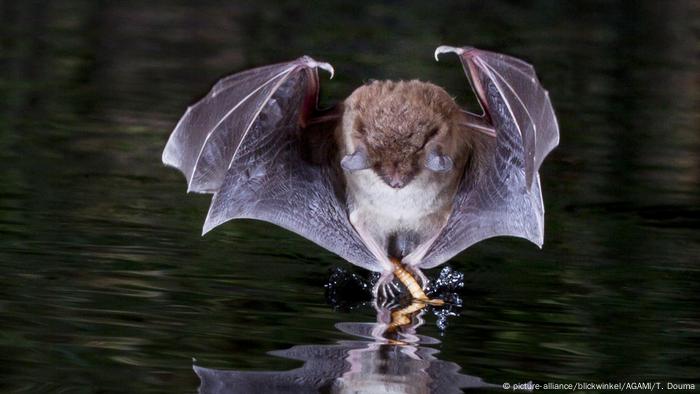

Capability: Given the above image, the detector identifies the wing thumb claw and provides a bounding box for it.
[300,56,335,79]
[434,45,464,61]
[433,45,470,61]
[317,62,335,79]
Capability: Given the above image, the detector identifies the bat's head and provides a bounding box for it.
[341,80,468,189]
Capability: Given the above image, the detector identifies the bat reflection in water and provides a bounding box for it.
[194,301,497,393]
[162,45,559,303]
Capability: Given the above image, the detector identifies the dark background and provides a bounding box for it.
[1,1,698,393]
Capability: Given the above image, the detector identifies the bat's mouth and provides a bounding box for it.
[381,172,412,189]
[387,179,405,189]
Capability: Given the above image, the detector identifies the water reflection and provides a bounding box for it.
[195,301,495,393]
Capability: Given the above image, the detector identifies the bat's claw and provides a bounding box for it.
[434,45,475,61]
[299,56,335,79]
[373,272,403,302]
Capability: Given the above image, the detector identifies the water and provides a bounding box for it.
[1,1,699,392]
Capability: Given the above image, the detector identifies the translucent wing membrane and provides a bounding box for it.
[162,57,379,271]
[163,62,298,192]
[421,46,559,268]
[465,48,559,188]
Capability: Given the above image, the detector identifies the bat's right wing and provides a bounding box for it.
[419,46,559,269]
[163,57,380,272]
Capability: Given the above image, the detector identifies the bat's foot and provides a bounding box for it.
[372,272,403,301]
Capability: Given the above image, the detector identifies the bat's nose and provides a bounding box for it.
[388,174,405,189]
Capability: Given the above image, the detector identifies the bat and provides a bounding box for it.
[162,45,559,302]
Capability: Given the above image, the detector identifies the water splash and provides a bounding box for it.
[324,266,466,332]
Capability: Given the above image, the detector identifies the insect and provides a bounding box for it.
[162,45,559,303]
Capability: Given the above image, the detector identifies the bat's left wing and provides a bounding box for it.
[163,57,380,272]
[419,46,559,269]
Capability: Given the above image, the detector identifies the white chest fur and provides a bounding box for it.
[345,169,451,238]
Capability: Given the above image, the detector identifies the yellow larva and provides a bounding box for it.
[390,258,444,306]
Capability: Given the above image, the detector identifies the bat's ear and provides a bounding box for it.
[341,146,370,172]
[425,144,454,173]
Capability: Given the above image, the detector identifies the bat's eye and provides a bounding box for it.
[417,127,439,150]
[425,147,453,173]
[427,127,439,139]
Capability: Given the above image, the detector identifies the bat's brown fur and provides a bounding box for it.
[343,80,477,187]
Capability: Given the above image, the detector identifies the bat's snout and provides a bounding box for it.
[389,179,405,189]
[384,172,408,189]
